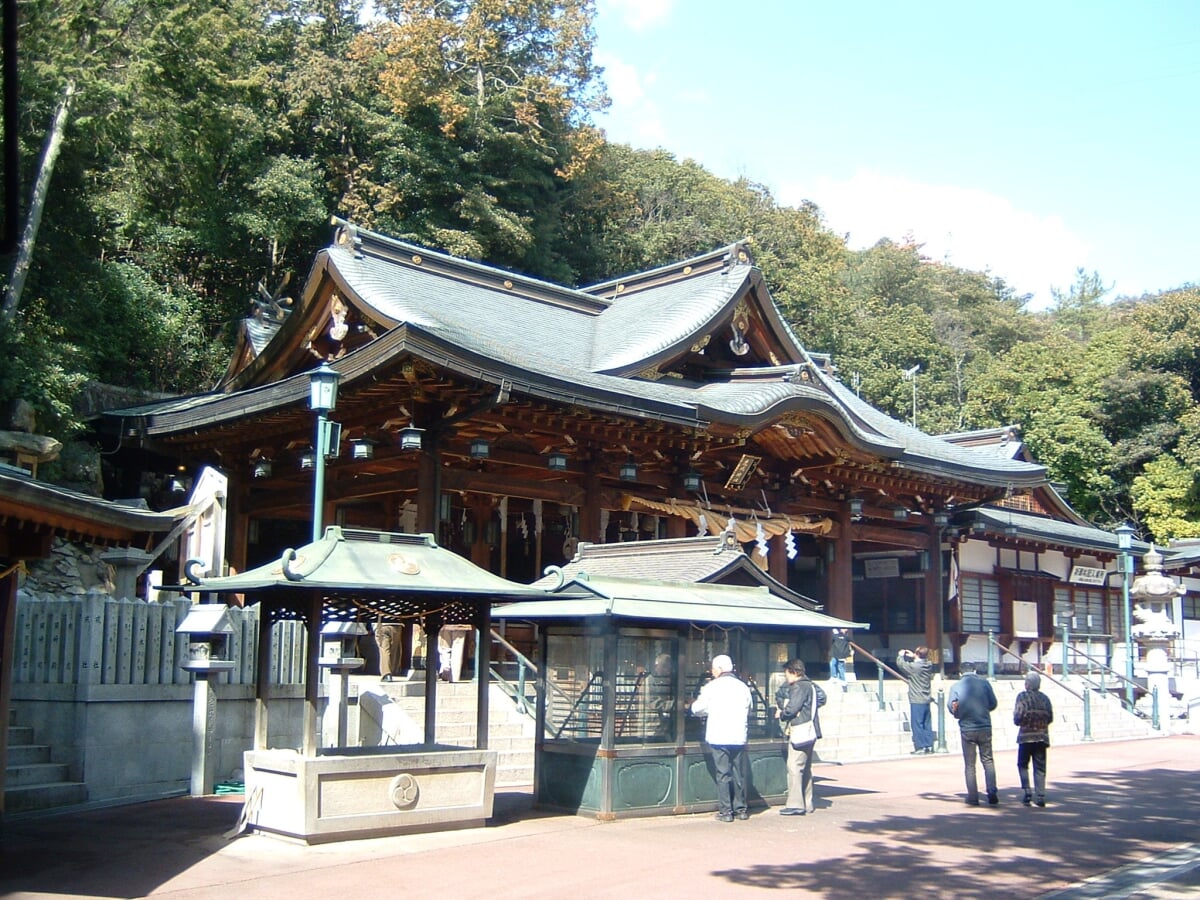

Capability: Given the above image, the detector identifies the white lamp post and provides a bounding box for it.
[309,362,341,542]
[1116,521,1135,710]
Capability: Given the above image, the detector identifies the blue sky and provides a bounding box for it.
[592,1,1200,309]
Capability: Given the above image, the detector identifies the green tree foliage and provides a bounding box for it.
[823,239,1040,434]
[351,0,606,279]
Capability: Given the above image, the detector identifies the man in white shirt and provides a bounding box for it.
[690,654,753,822]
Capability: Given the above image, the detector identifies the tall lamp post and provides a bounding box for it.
[309,362,341,542]
[1116,521,1135,710]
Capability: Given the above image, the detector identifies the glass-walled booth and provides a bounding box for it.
[496,575,864,820]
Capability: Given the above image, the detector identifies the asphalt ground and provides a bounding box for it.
[1,735,1197,899]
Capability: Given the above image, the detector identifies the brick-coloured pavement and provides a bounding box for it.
[2,735,1198,899]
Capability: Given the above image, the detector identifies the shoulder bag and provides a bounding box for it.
[788,683,818,747]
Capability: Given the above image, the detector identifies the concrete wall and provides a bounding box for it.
[11,589,315,804]
[10,684,308,804]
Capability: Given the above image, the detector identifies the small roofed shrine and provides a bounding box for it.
[495,531,865,820]
[171,526,561,843]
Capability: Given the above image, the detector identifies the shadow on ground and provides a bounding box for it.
[710,766,1200,897]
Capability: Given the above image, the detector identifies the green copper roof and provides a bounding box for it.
[496,574,866,630]
[172,527,556,622]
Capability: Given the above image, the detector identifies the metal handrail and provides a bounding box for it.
[848,640,911,712]
[848,640,908,682]
[1046,639,1148,707]
[491,629,538,677]
[985,634,1085,703]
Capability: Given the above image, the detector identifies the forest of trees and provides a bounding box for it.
[4,0,1199,544]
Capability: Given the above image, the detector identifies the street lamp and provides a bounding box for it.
[902,364,919,427]
[309,362,341,542]
[1116,521,1135,710]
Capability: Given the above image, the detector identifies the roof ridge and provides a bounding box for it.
[582,240,753,299]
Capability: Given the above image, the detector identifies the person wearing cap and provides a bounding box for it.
[948,661,999,806]
[689,654,753,822]
[1013,670,1054,807]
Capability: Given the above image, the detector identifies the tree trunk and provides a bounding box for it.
[2,79,75,324]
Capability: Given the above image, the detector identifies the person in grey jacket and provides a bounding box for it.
[948,662,999,806]
[896,646,934,753]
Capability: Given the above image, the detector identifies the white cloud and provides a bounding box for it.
[595,52,668,147]
[598,0,674,31]
[780,170,1092,309]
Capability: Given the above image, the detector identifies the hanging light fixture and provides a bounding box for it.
[469,438,490,460]
[893,507,909,521]
[934,512,951,527]
[849,497,864,519]
[350,438,375,460]
[547,451,568,471]
[619,458,638,482]
[253,459,273,479]
[683,469,702,492]
[299,448,315,470]
[971,520,986,534]
[398,426,424,451]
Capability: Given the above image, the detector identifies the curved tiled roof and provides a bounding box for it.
[105,222,1047,489]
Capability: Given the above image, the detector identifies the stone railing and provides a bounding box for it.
[13,589,307,686]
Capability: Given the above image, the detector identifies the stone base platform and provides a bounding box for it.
[243,745,497,844]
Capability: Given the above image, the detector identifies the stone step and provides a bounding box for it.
[6,761,72,787]
[4,781,88,814]
[7,725,34,745]
[6,744,51,767]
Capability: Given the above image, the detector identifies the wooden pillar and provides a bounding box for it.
[829,507,854,623]
[474,601,491,750]
[580,470,602,543]
[768,533,788,584]
[424,612,443,745]
[302,593,322,756]
[469,495,491,569]
[665,515,688,539]
[228,477,250,575]
[924,523,943,666]
[254,604,272,750]
[416,435,440,534]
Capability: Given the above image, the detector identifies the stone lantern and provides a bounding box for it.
[176,604,237,796]
[1129,546,1186,717]
[320,621,367,747]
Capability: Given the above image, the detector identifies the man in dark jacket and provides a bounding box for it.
[948,662,999,806]
[896,646,934,753]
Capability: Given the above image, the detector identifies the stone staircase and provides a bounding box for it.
[352,672,1164,784]
[352,677,537,787]
[5,713,87,814]
[813,675,1162,764]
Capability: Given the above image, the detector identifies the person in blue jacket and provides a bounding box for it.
[948,662,999,806]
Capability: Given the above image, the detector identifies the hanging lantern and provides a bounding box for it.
[398,426,424,451]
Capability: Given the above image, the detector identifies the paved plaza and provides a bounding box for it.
[2,735,1197,899]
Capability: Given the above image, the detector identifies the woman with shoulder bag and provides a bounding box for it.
[775,659,827,816]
